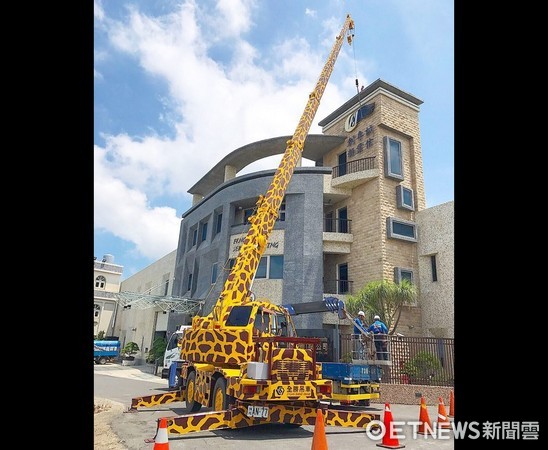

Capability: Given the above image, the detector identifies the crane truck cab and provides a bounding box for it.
[161,325,191,388]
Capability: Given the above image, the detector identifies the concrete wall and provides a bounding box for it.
[114,250,179,362]
[416,201,454,338]
[174,168,328,320]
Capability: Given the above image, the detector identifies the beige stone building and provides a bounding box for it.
[93,254,123,337]
[317,79,426,335]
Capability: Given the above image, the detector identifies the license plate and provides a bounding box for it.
[247,405,269,418]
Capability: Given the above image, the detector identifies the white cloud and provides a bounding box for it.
[94,145,181,260]
[305,8,317,18]
[95,1,352,259]
[211,0,257,38]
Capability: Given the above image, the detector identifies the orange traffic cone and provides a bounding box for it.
[417,397,434,435]
[376,403,405,449]
[311,408,328,450]
[448,390,454,418]
[437,397,451,429]
[152,417,170,449]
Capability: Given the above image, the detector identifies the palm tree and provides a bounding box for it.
[346,279,416,333]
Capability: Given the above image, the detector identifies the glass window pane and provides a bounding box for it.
[393,221,415,238]
[226,306,252,326]
[201,223,208,241]
[211,263,218,284]
[269,255,284,279]
[216,214,222,234]
[256,257,267,278]
[403,188,413,207]
[390,140,402,175]
[401,271,413,283]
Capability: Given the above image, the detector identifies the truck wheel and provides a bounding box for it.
[98,357,107,365]
[213,377,229,410]
[185,371,202,413]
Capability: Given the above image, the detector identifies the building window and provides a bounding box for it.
[243,208,254,224]
[215,213,222,235]
[256,257,267,279]
[211,263,218,284]
[394,267,414,284]
[255,256,284,279]
[386,217,417,242]
[277,200,286,222]
[384,137,404,180]
[200,222,208,242]
[187,273,193,292]
[95,276,106,289]
[192,228,198,246]
[325,211,334,232]
[431,255,438,282]
[269,255,284,279]
[396,185,415,211]
[338,207,348,233]
[94,304,101,318]
[338,263,349,294]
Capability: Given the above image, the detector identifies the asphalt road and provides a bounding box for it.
[94,363,455,449]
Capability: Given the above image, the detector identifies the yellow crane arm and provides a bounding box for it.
[213,15,355,325]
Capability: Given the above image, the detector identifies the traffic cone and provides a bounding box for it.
[448,390,454,418]
[311,408,328,450]
[437,397,451,429]
[417,397,434,436]
[152,417,170,449]
[376,403,405,449]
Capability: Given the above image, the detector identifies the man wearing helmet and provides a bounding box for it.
[353,311,369,359]
[367,314,389,360]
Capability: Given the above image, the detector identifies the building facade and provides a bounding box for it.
[171,79,431,340]
[93,254,123,337]
[113,250,194,362]
[416,201,454,338]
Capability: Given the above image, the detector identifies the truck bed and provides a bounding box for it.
[321,362,380,382]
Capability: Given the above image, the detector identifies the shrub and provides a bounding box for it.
[403,351,442,383]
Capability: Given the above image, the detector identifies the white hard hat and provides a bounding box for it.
[358,311,365,316]
[374,315,380,320]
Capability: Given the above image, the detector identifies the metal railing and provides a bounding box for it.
[332,156,376,178]
[324,218,352,233]
[339,334,454,387]
[323,279,354,295]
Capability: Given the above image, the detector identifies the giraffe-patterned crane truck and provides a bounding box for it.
[130,14,382,441]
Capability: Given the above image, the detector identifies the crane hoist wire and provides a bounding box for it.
[350,22,365,108]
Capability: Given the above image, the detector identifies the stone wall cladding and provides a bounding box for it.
[319,89,426,334]
[371,383,453,406]
[416,201,454,337]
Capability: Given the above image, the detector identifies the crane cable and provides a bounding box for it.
[351,25,365,108]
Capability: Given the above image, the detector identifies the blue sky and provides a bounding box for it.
[94,0,454,280]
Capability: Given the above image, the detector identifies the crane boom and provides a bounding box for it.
[131,18,382,434]
[209,14,355,326]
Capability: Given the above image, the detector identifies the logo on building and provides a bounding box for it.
[344,102,375,132]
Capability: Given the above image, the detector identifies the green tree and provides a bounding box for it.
[346,279,416,333]
[122,342,140,359]
[146,337,167,364]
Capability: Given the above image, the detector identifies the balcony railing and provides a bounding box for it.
[332,156,376,178]
[324,218,352,233]
[323,279,354,295]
